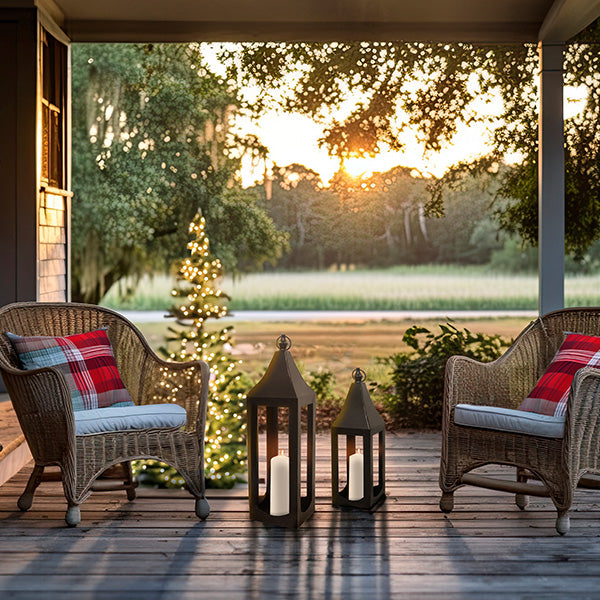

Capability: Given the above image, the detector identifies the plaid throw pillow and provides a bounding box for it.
[519,333,600,417]
[7,329,134,412]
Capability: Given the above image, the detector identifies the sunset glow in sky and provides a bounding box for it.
[203,37,589,189]
[235,82,587,187]
[237,111,497,184]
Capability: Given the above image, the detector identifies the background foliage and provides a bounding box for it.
[71,43,287,304]
[380,323,511,428]
[73,30,600,303]
[254,164,520,270]
[223,22,600,258]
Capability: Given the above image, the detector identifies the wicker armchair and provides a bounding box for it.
[0,302,210,526]
[440,307,600,535]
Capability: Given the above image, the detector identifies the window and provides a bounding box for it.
[41,29,67,189]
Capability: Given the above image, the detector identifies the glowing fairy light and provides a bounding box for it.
[134,211,246,491]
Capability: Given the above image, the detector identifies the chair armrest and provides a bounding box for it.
[444,354,519,410]
[564,367,600,478]
[138,351,210,435]
[1,364,76,467]
[105,314,210,435]
[445,355,492,410]
[444,322,549,416]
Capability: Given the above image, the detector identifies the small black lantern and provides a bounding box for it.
[331,368,386,509]
[246,335,316,528]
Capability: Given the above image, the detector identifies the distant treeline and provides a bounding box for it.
[252,164,600,274]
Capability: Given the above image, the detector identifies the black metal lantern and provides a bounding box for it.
[331,368,386,509]
[246,335,316,528]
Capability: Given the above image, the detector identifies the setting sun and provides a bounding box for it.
[236,84,588,186]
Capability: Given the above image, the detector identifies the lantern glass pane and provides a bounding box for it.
[373,433,380,486]
[348,434,366,502]
[278,406,290,443]
[337,434,348,493]
[378,430,385,488]
[300,405,308,498]
[347,434,363,456]
[257,405,291,500]
[256,405,267,498]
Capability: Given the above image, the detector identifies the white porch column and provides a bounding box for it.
[538,42,565,315]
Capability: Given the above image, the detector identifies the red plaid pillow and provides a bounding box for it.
[519,333,600,417]
[7,328,134,412]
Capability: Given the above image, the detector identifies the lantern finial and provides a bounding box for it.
[277,334,292,351]
[352,367,366,383]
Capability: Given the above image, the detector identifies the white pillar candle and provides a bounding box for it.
[348,448,364,501]
[270,450,290,516]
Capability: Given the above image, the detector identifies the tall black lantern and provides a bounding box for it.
[331,368,386,509]
[246,335,316,528]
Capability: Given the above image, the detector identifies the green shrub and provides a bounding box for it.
[308,368,337,402]
[380,323,511,429]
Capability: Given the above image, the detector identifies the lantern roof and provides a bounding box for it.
[246,335,316,407]
[332,368,385,434]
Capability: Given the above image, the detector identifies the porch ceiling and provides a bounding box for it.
[40,0,600,43]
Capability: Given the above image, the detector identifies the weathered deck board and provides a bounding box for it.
[1,433,599,599]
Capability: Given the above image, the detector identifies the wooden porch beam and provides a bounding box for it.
[65,20,543,44]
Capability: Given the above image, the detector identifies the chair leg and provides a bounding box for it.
[195,498,210,520]
[65,504,81,527]
[173,464,210,521]
[556,511,570,535]
[546,478,573,535]
[176,462,210,521]
[439,492,454,513]
[17,465,45,511]
[59,461,82,527]
[515,469,529,510]
[120,462,137,501]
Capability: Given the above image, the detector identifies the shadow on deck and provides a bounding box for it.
[1,432,600,599]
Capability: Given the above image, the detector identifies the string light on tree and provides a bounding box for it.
[132,212,247,489]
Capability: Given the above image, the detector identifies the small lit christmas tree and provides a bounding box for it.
[133,212,247,489]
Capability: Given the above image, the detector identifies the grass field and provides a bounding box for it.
[102,266,600,311]
[135,316,531,401]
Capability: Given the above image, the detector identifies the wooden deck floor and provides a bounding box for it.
[1,433,600,599]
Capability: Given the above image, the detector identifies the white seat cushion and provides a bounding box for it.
[74,404,187,436]
[454,404,565,439]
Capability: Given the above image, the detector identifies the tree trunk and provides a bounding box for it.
[404,209,412,246]
[71,264,121,305]
[297,213,306,247]
[418,204,429,242]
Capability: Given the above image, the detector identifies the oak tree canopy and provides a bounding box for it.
[222,21,600,258]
